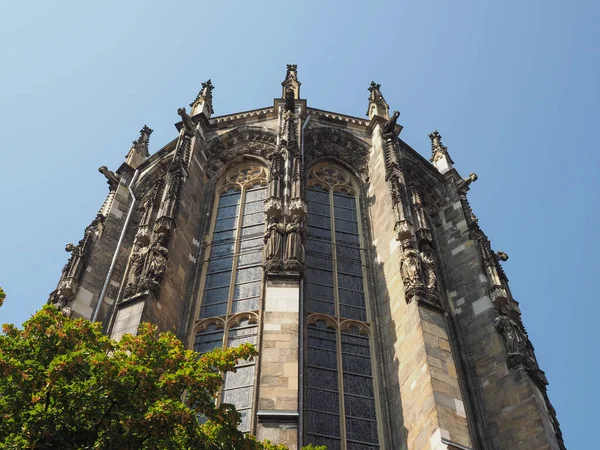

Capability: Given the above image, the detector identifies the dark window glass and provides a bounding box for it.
[305,167,379,448]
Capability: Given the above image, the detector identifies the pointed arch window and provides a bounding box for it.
[194,315,258,433]
[304,163,379,450]
[200,164,267,319]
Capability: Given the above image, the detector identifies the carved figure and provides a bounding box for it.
[98,166,120,191]
[124,236,148,298]
[177,107,194,133]
[284,215,306,270]
[145,233,169,285]
[263,217,285,271]
[419,243,438,292]
[457,172,478,194]
[494,307,534,359]
[496,251,509,262]
[400,239,421,289]
[55,295,72,318]
[383,110,400,135]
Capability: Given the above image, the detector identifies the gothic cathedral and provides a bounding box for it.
[48,66,565,450]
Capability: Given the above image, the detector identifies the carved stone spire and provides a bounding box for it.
[367,81,389,120]
[428,130,455,174]
[125,125,153,169]
[281,64,301,100]
[190,79,214,118]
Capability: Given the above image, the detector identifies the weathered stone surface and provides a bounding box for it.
[48,69,565,450]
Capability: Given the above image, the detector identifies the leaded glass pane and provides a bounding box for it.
[306,165,379,448]
[201,302,228,318]
[205,272,231,289]
[338,273,364,292]
[306,388,339,413]
[306,267,333,286]
[233,282,261,300]
[217,204,239,219]
[240,237,263,251]
[333,193,356,209]
[342,375,374,405]
[344,395,376,420]
[194,325,224,354]
[244,186,267,202]
[335,218,359,234]
[215,217,236,232]
[307,226,331,240]
[213,229,237,242]
[211,242,235,257]
[346,417,378,444]
[237,251,262,267]
[307,410,340,438]
[306,254,333,270]
[207,256,233,273]
[242,211,263,226]
[218,191,241,208]
[307,238,332,255]
[307,189,330,204]
[309,213,331,229]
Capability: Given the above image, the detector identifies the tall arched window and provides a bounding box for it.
[199,164,267,318]
[194,162,267,433]
[305,163,380,450]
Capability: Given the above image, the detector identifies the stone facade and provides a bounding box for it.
[48,66,565,450]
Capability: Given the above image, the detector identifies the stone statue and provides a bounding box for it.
[145,233,169,285]
[284,215,306,270]
[383,110,400,135]
[98,166,120,191]
[263,217,285,271]
[177,107,194,133]
[419,243,438,292]
[400,239,421,289]
[124,236,148,298]
[457,172,478,194]
[496,251,509,262]
[494,307,534,360]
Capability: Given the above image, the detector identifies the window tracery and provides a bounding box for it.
[305,162,379,449]
[195,162,266,433]
[194,313,259,433]
[200,164,267,319]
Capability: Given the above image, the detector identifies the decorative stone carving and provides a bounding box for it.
[457,172,478,194]
[288,198,307,218]
[142,233,169,293]
[496,251,509,261]
[263,217,285,272]
[428,130,454,164]
[394,220,414,241]
[400,239,423,303]
[367,81,389,119]
[382,110,400,135]
[284,215,306,273]
[419,242,438,294]
[124,235,149,298]
[304,128,370,175]
[494,306,534,359]
[177,107,194,134]
[98,166,120,191]
[48,213,106,311]
[264,197,282,217]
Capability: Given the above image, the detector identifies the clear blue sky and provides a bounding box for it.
[1,1,598,447]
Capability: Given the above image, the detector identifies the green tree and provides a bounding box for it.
[0,305,324,450]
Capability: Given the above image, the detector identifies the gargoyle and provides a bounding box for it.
[457,172,478,194]
[98,166,120,191]
[383,110,400,135]
[177,107,194,134]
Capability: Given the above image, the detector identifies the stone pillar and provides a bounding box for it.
[368,112,474,449]
[256,275,300,450]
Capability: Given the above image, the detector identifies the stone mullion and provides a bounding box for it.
[329,187,341,319]
[227,185,245,316]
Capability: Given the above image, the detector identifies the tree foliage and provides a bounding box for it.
[0,305,324,450]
